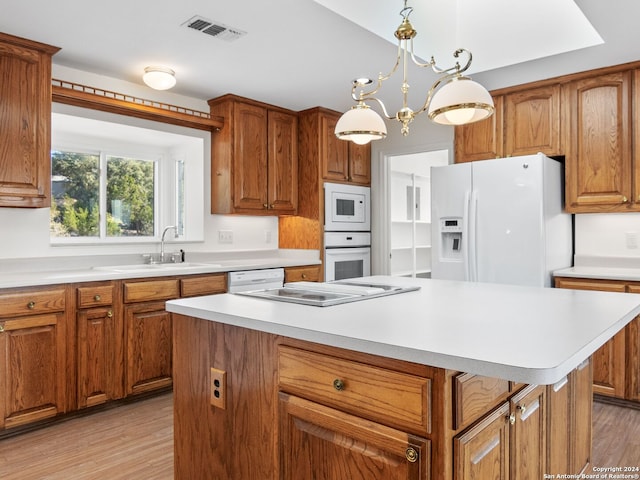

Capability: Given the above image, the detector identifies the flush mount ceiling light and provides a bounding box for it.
[143,66,177,90]
[335,0,494,144]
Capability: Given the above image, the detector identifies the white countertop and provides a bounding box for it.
[166,275,640,385]
[554,255,640,282]
[0,250,320,289]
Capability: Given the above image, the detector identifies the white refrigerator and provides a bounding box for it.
[430,153,572,287]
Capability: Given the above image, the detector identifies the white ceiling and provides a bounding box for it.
[2,0,640,114]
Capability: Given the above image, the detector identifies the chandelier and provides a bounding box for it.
[335,0,495,144]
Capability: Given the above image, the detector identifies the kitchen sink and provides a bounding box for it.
[93,262,220,273]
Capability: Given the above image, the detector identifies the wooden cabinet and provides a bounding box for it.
[0,286,68,429]
[307,107,371,185]
[123,279,179,396]
[454,384,547,480]
[0,33,59,208]
[209,94,298,215]
[75,282,123,408]
[280,393,430,480]
[284,265,321,283]
[455,85,561,164]
[555,277,628,397]
[563,71,633,212]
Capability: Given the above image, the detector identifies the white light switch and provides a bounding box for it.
[625,232,638,249]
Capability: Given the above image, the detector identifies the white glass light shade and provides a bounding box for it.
[143,66,177,90]
[335,104,387,144]
[428,77,494,126]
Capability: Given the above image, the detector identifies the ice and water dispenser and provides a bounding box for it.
[438,217,463,260]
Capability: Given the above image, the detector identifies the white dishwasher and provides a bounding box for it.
[227,268,285,293]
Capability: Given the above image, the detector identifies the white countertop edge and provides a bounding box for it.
[553,266,640,282]
[166,296,639,386]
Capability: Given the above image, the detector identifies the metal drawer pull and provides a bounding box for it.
[107,310,113,318]
[405,447,418,463]
[94,294,101,301]
[0,324,4,333]
[508,413,516,425]
[333,379,345,391]
[27,301,35,309]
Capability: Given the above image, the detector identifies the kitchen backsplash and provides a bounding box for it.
[575,212,640,259]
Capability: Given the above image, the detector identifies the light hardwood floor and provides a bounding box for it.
[0,395,638,479]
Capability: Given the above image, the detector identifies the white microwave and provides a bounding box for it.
[324,182,371,231]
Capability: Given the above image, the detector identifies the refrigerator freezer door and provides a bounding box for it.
[472,155,546,286]
[431,163,472,281]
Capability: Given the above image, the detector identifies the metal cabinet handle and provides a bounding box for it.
[405,447,418,463]
[508,413,516,425]
[301,273,307,279]
[0,324,4,333]
[94,294,101,301]
[517,404,526,416]
[27,301,35,310]
[623,196,628,203]
[107,310,113,318]
[333,379,345,391]
[263,203,268,209]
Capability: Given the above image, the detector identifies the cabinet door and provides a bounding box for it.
[563,71,632,212]
[454,402,510,480]
[554,277,627,397]
[267,110,298,213]
[321,112,350,182]
[0,313,67,429]
[510,385,546,480]
[454,95,503,163]
[572,358,592,474]
[626,284,640,401]
[0,35,58,208]
[546,375,571,474]
[124,301,172,396]
[232,101,269,211]
[77,306,123,408]
[348,142,371,185]
[504,85,561,157]
[280,393,430,480]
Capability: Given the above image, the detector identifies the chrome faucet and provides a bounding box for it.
[160,225,178,263]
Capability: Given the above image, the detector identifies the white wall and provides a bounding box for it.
[575,213,640,259]
[0,65,278,260]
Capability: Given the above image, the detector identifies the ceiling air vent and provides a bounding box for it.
[182,15,247,42]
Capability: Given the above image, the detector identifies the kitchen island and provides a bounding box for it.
[166,276,640,480]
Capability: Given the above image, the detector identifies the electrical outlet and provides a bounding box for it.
[218,230,233,244]
[210,367,226,409]
[626,232,638,249]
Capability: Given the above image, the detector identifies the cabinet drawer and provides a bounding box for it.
[76,284,113,308]
[180,274,226,298]
[0,287,66,318]
[453,373,510,430]
[284,265,321,283]
[123,279,179,303]
[279,346,431,433]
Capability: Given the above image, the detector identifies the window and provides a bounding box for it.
[51,152,157,239]
[50,105,206,245]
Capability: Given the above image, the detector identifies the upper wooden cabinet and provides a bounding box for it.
[563,71,633,212]
[209,94,298,215]
[303,107,371,186]
[0,33,59,208]
[455,95,504,163]
[455,85,561,163]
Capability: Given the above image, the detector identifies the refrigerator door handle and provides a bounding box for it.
[468,190,479,282]
[463,191,471,281]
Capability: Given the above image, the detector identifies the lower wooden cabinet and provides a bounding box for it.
[555,276,639,400]
[0,286,68,429]
[284,265,321,283]
[75,282,123,408]
[510,385,546,480]
[280,393,430,480]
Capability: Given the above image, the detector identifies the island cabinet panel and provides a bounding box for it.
[75,281,123,409]
[628,285,640,401]
[563,71,633,212]
[572,358,593,474]
[0,286,68,430]
[453,402,510,480]
[452,373,510,430]
[554,277,628,398]
[510,385,546,480]
[279,392,430,480]
[278,346,431,435]
[0,33,59,208]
